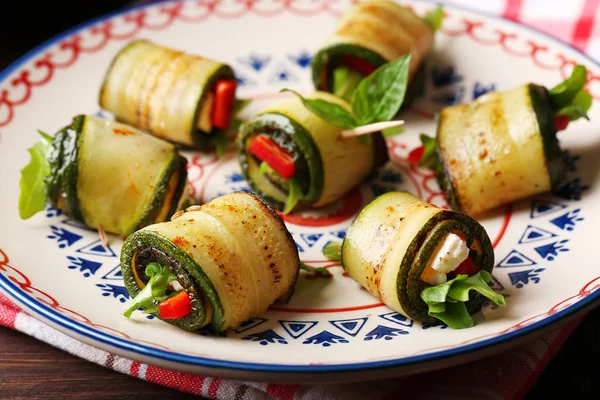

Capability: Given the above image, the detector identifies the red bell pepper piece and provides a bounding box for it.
[211,80,237,130]
[452,257,479,277]
[158,291,192,320]
[408,145,425,165]
[554,115,570,131]
[341,55,378,77]
[249,135,296,179]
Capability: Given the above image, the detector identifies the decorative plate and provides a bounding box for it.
[1,0,599,383]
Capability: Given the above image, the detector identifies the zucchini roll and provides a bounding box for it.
[312,0,438,100]
[19,115,190,237]
[120,192,300,332]
[237,92,388,213]
[436,84,565,216]
[342,192,505,329]
[413,65,592,216]
[99,40,237,148]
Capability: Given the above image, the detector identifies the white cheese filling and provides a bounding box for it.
[420,233,470,286]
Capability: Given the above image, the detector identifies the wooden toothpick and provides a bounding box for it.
[340,120,405,139]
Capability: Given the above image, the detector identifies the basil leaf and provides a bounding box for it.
[123,262,177,318]
[549,65,588,109]
[283,177,303,214]
[555,89,592,121]
[352,54,412,125]
[281,89,358,129]
[300,262,333,278]
[423,6,444,31]
[322,241,342,261]
[429,301,474,329]
[333,67,363,101]
[19,131,53,219]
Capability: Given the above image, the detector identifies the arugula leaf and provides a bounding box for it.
[333,67,363,101]
[19,131,53,219]
[281,89,358,129]
[549,65,587,108]
[322,241,342,261]
[123,262,177,318]
[548,64,593,123]
[420,271,506,329]
[423,6,444,31]
[417,133,441,169]
[283,177,303,214]
[447,271,507,307]
[429,301,473,329]
[300,262,333,278]
[382,126,405,137]
[352,54,412,125]
[209,129,229,157]
[555,89,592,121]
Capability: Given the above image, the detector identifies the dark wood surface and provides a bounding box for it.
[0,327,198,400]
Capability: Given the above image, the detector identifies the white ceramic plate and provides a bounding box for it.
[1,0,599,384]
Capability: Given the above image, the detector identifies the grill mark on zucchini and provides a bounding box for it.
[141,51,183,131]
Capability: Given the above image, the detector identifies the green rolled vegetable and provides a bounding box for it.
[99,40,238,153]
[342,192,506,329]
[416,65,592,217]
[120,192,300,332]
[312,0,441,100]
[18,115,190,237]
[238,91,388,213]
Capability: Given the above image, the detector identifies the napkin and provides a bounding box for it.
[0,293,582,399]
[2,0,599,398]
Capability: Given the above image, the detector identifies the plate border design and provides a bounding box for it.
[1,0,600,374]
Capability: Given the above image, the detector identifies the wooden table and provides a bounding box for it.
[0,327,198,399]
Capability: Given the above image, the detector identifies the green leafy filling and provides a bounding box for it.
[420,271,506,329]
[423,6,444,31]
[322,241,342,261]
[549,64,592,121]
[333,67,364,101]
[259,162,304,214]
[19,131,53,219]
[123,262,177,318]
[299,262,333,278]
[417,133,442,171]
[282,54,411,131]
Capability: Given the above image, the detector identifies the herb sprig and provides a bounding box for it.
[282,54,412,131]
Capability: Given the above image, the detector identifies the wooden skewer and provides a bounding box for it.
[340,120,405,139]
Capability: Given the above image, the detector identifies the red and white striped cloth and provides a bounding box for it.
[1,0,599,398]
